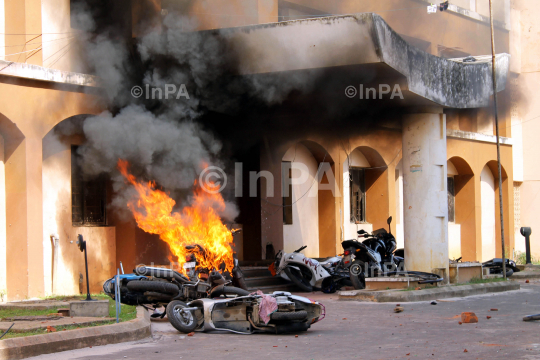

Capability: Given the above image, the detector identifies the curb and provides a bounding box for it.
[0,307,151,360]
[338,281,520,302]
[511,272,540,279]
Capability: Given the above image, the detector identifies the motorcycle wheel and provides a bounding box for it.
[284,267,313,292]
[166,300,198,333]
[506,268,514,277]
[349,261,366,290]
[127,280,179,294]
[209,286,250,298]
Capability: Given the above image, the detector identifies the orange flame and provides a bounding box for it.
[117,159,234,273]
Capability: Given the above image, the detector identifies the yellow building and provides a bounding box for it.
[0,0,536,300]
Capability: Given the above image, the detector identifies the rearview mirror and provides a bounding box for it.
[357,230,366,235]
[387,216,392,225]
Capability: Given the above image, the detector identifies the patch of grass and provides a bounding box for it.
[459,277,506,285]
[0,308,58,319]
[0,294,137,340]
[515,251,540,266]
[400,284,439,291]
[1,321,117,340]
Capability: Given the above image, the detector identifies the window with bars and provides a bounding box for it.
[71,145,107,226]
[350,168,366,223]
[447,177,455,223]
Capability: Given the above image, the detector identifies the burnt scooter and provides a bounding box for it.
[166,291,325,334]
[103,231,249,317]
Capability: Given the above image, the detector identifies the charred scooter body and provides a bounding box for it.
[167,291,325,334]
[272,245,331,292]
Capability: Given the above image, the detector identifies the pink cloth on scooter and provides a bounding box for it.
[251,290,277,324]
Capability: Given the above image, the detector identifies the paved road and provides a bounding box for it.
[29,280,540,360]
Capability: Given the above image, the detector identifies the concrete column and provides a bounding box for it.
[402,110,449,279]
[5,137,44,299]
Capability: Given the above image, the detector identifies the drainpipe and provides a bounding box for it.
[50,234,60,294]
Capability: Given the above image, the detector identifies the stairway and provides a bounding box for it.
[240,266,300,293]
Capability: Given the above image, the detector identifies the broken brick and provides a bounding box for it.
[464,349,468,353]
[461,312,478,323]
[394,307,404,313]
[526,280,530,283]
[46,326,57,333]
[415,287,421,290]
[187,332,195,336]
[487,316,491,319]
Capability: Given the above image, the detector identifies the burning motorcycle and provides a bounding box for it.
[166,291,325,334]
[103,235,249,316]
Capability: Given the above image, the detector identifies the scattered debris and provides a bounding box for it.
[295,335,298,338]
[464,349,468,353]
[46,326,57,333]
[431,301,437,305]
[526,280,530,283]
[487,316,492,319]
[396,304,400,306]
[490,309,498,312]
[187,332,195,336]
[342,318,347,320]
[415,287,422,290]
[461,312,478,323]
[394,307,404,313]
[458,322,462,325]
[523,314,540,321]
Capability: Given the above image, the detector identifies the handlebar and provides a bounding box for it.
[294,245,307,253]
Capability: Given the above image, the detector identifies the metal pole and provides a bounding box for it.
[84,244,94,300]
[115,269,121,323]
[489,0,507,280]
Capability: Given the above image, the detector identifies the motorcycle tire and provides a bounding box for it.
[127,280,179,294]
[166,300,198,333]
[270,310,308,321]
[506,268,514,277]
[209,286,250,298]
[284,267,313,292]
[349,261,366,290]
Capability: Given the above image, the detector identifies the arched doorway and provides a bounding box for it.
[42,115,116,296]
[281,141,335,258]
[342,146,388,242]
[480,164,496,262]
[447,157,475,261]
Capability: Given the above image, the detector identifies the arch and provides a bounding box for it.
[281,141,336,258]
[343,146,389,242]
[447,156,476,261]
[0,112,25,299]
[42,114,116,296]
[480,160,510,261]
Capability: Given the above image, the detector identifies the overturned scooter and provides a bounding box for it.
[167,291,325,334]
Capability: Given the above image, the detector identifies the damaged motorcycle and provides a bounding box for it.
[103,235,249,317]
[166,291,325,334]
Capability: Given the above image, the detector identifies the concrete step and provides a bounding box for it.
[245,276,287,287]
[240,266,273,278]
[247,283,300,294]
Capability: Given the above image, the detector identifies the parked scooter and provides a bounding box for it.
[166,291,325,334]
[345,217,398,289]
